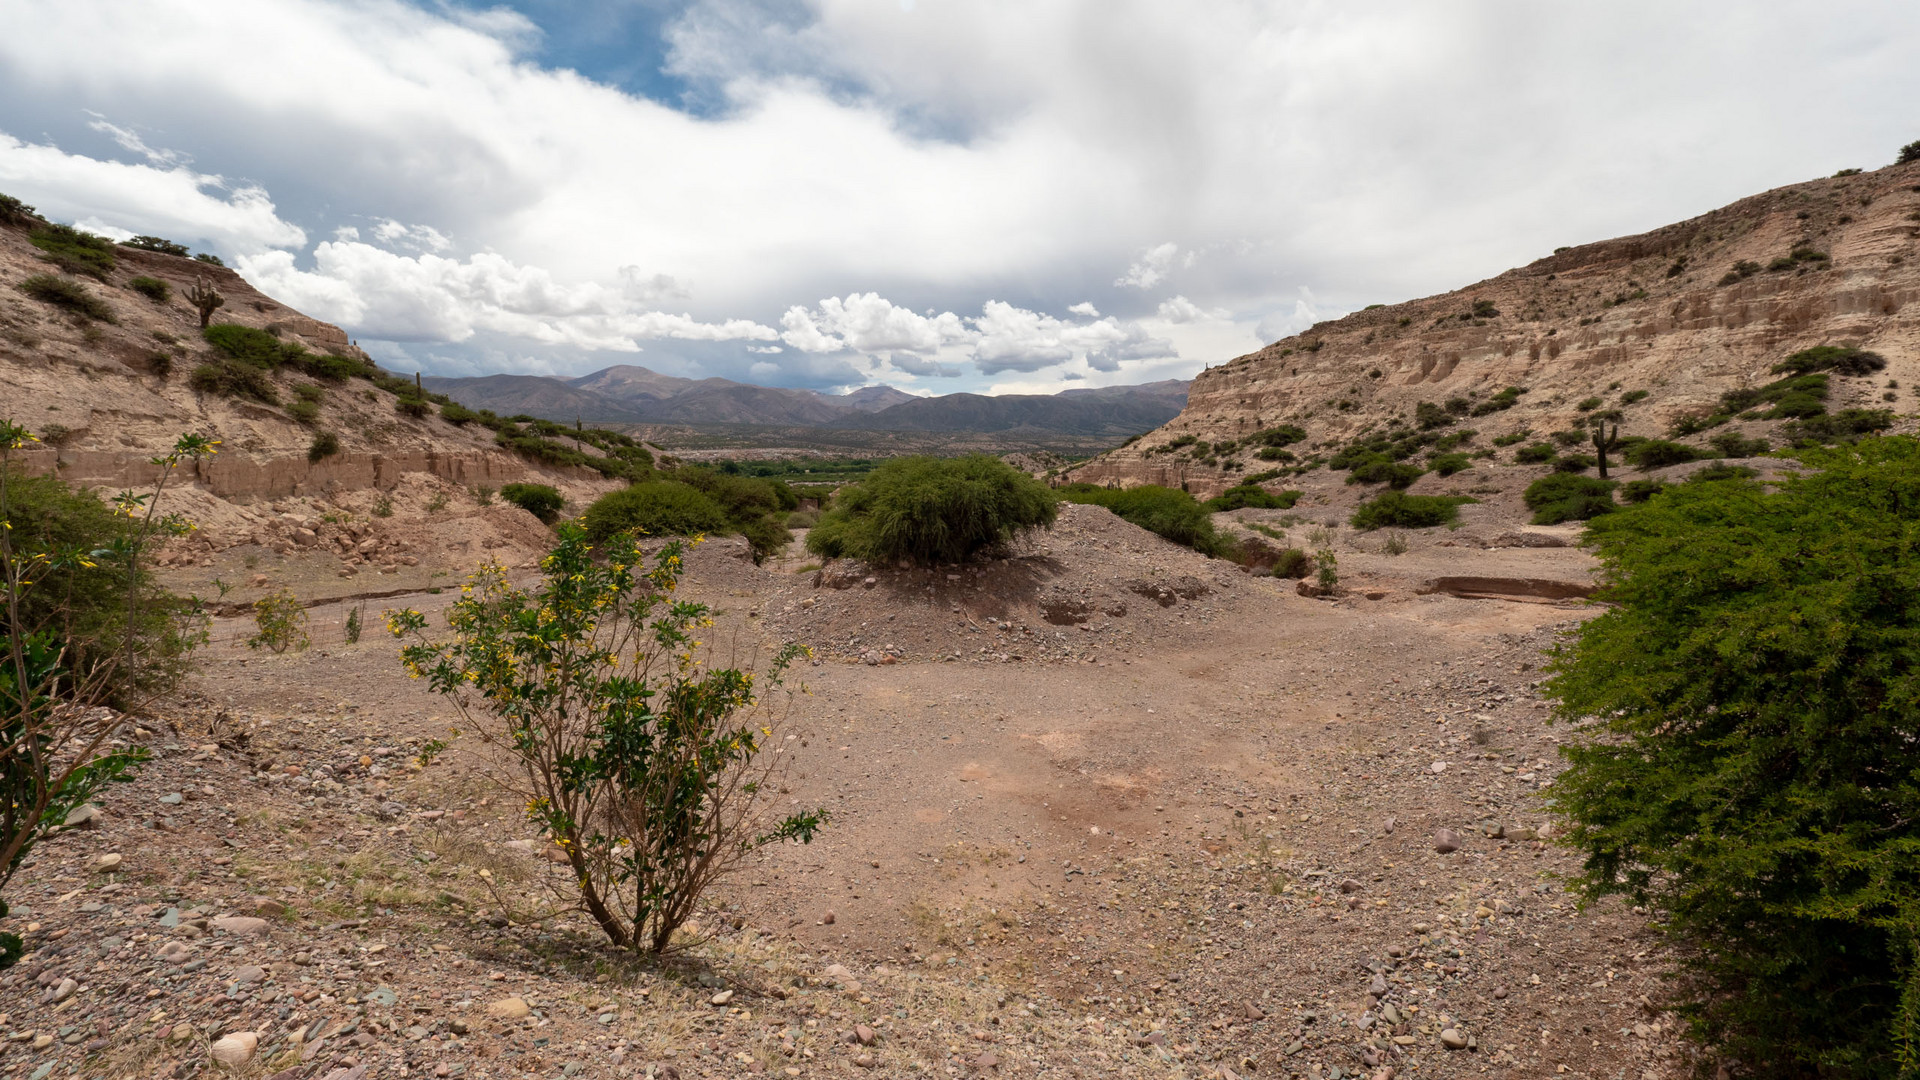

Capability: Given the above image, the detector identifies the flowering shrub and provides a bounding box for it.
[388,522,825,953]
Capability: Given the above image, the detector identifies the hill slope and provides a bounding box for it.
[1071,161,1920,502]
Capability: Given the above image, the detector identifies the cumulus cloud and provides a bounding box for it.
[886,352,966,378]
[1115,242,1181,289]
[1156,295,1227,323]
[238,242,778,351]
[779,292,970,354]
[972,300,1175,375]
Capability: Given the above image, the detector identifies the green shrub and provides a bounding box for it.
[1470,386,1526,416]
[0,192,39,227]
[1347,459,1425,489]
[806,456,1056,566]
[786,508,820,529]
[672,468,795,561]
[247,588,309,654]
[203,324,298,369]
[1545,436,1920,1075]
[1783,408,1895,446]
[1619,479,1666,503]
[1900,140,1920,166]
[1551,429,1587,447]
[1255,446,1295,462]
[28,225,115,280]
[308,432,341,462]
[1626,439,1708,471]
[1620,389,1649,405]
[295,352,365,382]
[1515,442,1558,464]
[387,526,823,954]
[1709,432,1770,457]
[1688,464,1757,483]
[1251,424,1307,448]
[1203,484,1302,512]
[121,235,189,256]
[1492,430,1531,447]
[1428,452,1472,476]
[396,397,432,419]
[1350,491,1468,530]
[1772,345,1887,378]
[1057,483,1222,556]
[1523,473,1617,524]
[440,401,480,425]
[126,276,170,303]
[1415,402,1454,430]
[193,253,224,267]
[583,482,733,544]
[1267,547,1312,579]
[500,482,565,524]
[17,274,116,322]
[287,399,319,425]
[1552,453,1596,473]
[1718,259,1762,285]
[1575,396,1602,412]
[188,359,279,405]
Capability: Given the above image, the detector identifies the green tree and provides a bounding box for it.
[1545,436,1920,1076]
[808,456,1056,565]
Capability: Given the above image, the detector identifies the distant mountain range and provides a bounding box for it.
[421,365,1188,436]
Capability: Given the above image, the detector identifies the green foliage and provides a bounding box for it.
[1688,464,1757,483]
[28,225,116,280]
[1708,431,1770,458]
[1267,547,1311,579]
[1575,396,1602,412]
[126,276,170,303]
[17,274,115,322]
[1900,140,1920,166]
[1514,442,1557,464]
[396,397,433,419]
[1545,437,1920,1076]
[120,236,189,256]
[1314,548,1339,591]
[806,456,1056,566]
[1350,491,1469,531]
[1719,259,1763,285]
[440,401,480,425]
[388,527,824,953]
[500,483,565,524]
[193,253,224,267]
[308,432,341,463]
[1251,425,1307,448]
[671,469,794,562]
[296,352,365,382]
[1721,372,1829,420]
[204,324,299,369]
[1552,453,1596,473]
[1202,484,1302,512]
[1427,452,1471,476]
[1347,459,1425,489]
[1523,473,1616,524]
[0,192,39,228]
[343,606,363,645]
[1551,429,1587,447]
[247,588,309,654]
[1773,346,1887,378]
[1783,409,1895,446]
[189,359,279,405]
[1492,430,1531,447]
[1470,386,1526,416]
[583,482,732,544]
[1620,389,1649,405]
[1414,401,1455,430]
[1057,484,1223,556]
[287,399,319,425]
[1625,439,1708,471]
[1619,479,1666,503]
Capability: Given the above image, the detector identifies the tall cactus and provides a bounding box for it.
[184,275,224,328]
[1590,421,1621,478]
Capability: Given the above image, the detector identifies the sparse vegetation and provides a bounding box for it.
[16,274,115,323]
[499,482,565,524]
[1718,260,1762,286]
[1548,436,1920,1076]
[1514,442,1557,464]
[583,482,734,545]
[1708,432,1770,458]
[1626,440,1709,471]
[1470,386,1526,416]
[1523,473,1617,525]
[0,192,39,228]
[247,588,309,654]
[27,225,116,280]
[1350,491,1469,531]
[806,456,1056,566]
[126,276,170,303]
[1267,547,1312,578]
[387,526,826,953]
[1619,389,1649,405]
[1772,345,1887,378]
[1782,408,1895,446]
[308,431,341,463]
[120,236,189,256]
[1428,452,1472,476]
[184,276,224,328]
[189,359,278,405]
[1202,484,1302,512]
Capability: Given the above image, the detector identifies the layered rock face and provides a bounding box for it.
[1072,162,1920,497]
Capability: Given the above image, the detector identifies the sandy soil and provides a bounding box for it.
[0,507,1696,1080]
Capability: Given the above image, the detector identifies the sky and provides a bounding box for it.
[1,1,1917,395]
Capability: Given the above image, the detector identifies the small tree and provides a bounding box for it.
[1547,436,1920,1075]
[388,524,826,953]
[1,423,215,968]
[1899,140,1920,166]
[184,275,224,328]
[807,455,1056,565]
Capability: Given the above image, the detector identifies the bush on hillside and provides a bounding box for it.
[1347,459,1425,489]
[1709,431,1770,458]
[204,324,300,369]
[1625,439,1708,471]
[1203,484,1302,512]
[0,192,40,228]
[671,468,795,561]
[1056,483,1223,557]
[583,482,732,543]
[188,359,278,405]
[121,236,190,256]
[1523,473,1617,525]
[1350,491,1468,531]
[1267,547,1312,579]
[1514,442,1557,464]
[1428,452,1472,476]
[1783,408,1895,446]
[807,456,1056,566]
[1772,345,1887,378]
[16,274,115,322]
[28,225,116,280]
[1546,436,1920,1075]
[127,276,170,303]
[308,432,341,462]
[500,482,565,524]
[1619,479,1666,504]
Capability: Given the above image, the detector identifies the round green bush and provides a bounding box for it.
[583,482,731,542]
[1056,483,1222,556]
[1523,473,1617,525]
[1349,491,1466,531]
[807,456,1057,565]
[1202,484,1303,512]
[500,482,565,524]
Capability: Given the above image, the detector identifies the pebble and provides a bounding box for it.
[49,977,77,1003]
[92,853,122,872]
[486,997,531,1019]
[1432,828,1461,853]
[210,915,270,936]
[851,1024,877,1045]
[820,911,835,925]
[233,965,267,984]
[155,940,193,963]
[1492,986,1509,1000]
[211,1031,259,1068]
[1439,1028,1468,1050]
[63,804,102,827]
[1368,973,1388,997]
[160,792,184,805]
[710,990,734,1006]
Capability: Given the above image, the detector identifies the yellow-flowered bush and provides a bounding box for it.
[389,519,824,953]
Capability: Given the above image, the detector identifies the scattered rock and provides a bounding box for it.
[211,1031,259,1069]
[820,911,835,925]
[63,804,102,828]
[710,990,734,1006]
[210,915,270,936]
[1433,828,1462,853]
[486,997,531,1019]
[92,853,122,872]
[1439,1028,1468,1050]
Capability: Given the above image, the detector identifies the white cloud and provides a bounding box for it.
[0,131,305,254]
[238,242,778,351]
[1155,295,1226,323]
[1068,301,1100,317]
[887,352,965,378]
[1115,242,1180,289]
[779,292,970,354]
[370,218,451,252]
[972,300,1174,375]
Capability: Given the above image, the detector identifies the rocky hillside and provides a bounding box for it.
[1071,161,1920,499]
[0,205,621,581]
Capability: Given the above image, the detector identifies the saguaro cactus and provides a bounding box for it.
[185,275,224,328]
